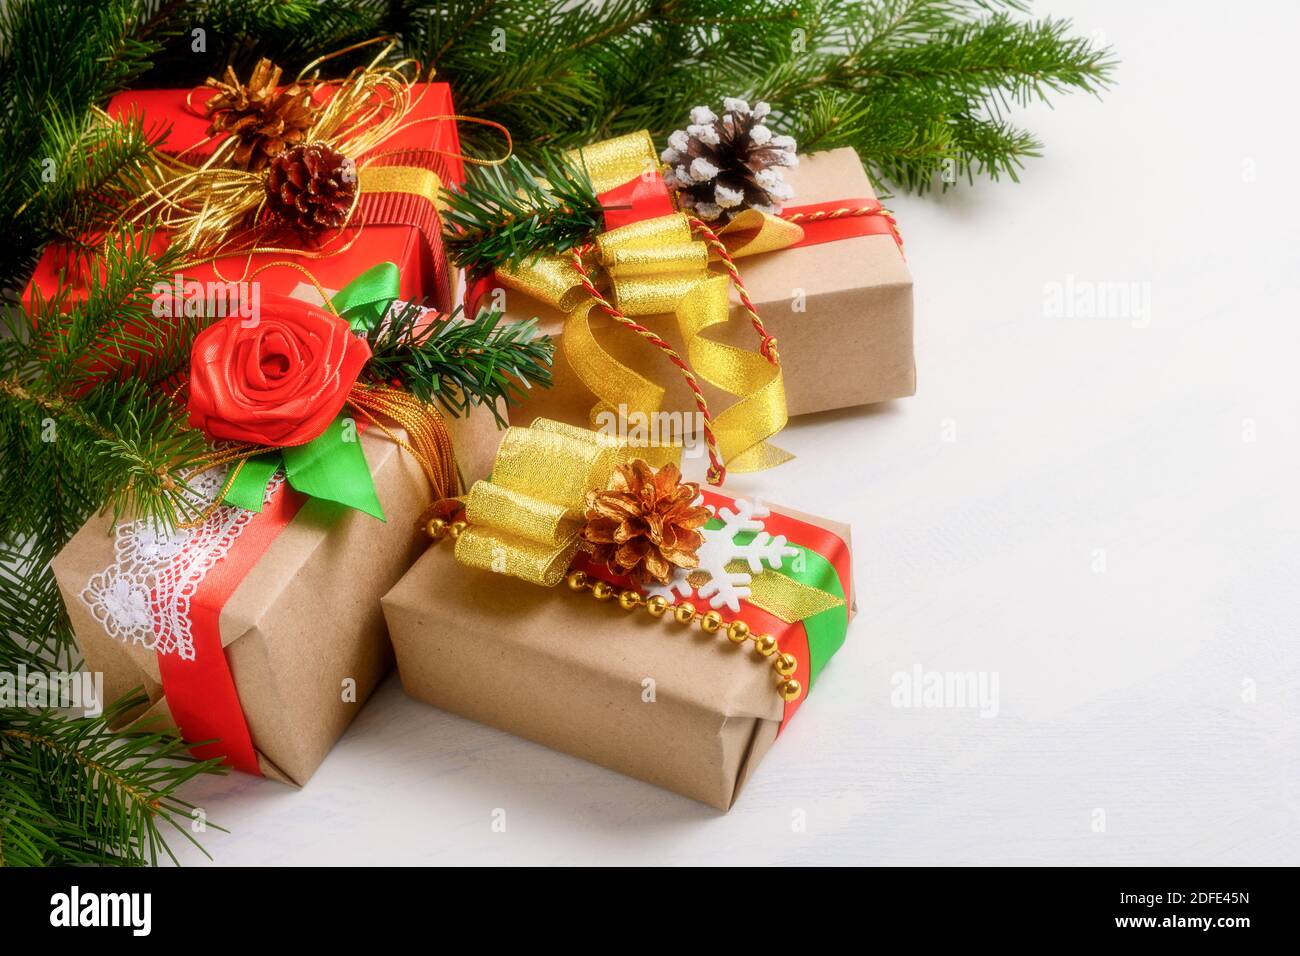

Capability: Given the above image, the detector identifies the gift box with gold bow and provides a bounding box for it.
[471,135,913,462]
[382,418,854,810]
[25,64,466,317]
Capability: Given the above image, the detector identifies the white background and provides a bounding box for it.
[172,0,1300,865]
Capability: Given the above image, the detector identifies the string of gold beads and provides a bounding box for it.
[425,517,468,541]
[565,569,802,702]
[425,518,802,703]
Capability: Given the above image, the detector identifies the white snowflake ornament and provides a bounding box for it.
[645,498,798,613]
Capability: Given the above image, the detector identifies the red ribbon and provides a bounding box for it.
[783,197,904,251]
[155,482,306,775]
[597,173,676,230]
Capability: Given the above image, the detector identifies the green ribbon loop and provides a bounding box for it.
[219,263,400,515]
[328,261,402,332]
[777,542,847,688]
[223,452,282,513]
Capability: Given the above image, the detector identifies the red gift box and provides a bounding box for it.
[24,82,465,313]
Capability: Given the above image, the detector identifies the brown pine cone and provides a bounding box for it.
[581,460,710,586]
[205,58,318,171]
[264,143,358,238]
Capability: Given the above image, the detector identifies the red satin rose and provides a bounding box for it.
[187,296,371,447]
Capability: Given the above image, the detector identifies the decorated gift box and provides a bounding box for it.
[25,48,479,314]
[454,100,912,485]
[51,268,530,786]
[382,418,852,810]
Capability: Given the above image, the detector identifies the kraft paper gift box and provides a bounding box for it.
[489,146,914,430]
[53,407,501,786]
[381,425,854,811]
[50,277,504,786]
[25,82,465,313]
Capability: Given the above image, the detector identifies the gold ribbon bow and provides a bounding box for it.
[492,132,804,475]
[454,418,642,587]
[453,418,842,627]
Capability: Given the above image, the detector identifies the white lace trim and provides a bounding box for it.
[80,465,283,661]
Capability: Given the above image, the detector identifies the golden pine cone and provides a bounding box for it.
[265,143,357,238]
[581,460,711,586]
[205,58,318,171]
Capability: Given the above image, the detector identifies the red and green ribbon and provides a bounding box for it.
[699,492,852,728]
[222,262,402,519]
[580,489,852,730]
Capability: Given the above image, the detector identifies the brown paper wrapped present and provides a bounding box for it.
[381,418,855,810]
[53,407,501,787]
[486,146,913,432]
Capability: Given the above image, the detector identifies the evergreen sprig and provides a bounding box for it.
[0,0,225,861]
[2,226,213,534]
[0,698,225,867]
[441,153,603,273]
[0,0,165,293]
[400,0,1115,193]
[363,303,554,426]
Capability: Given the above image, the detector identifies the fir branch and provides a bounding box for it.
[0,535,74,670]
[0,374,211,533]
[0,0,165,293]
[363,304,553,426]
[0,223,210,678]
[441,153,603,272]
[391,0,1114,192]
[851,13,1115,109]
[16,227,191,391]
[422,0,506,71]
[0,698,225,866]
[24,109,168,250]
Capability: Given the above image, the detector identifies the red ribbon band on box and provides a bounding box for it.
[466,173,902,318]
[158,482,307,775]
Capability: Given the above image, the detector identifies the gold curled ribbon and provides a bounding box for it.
[494,183,804,472]
[454,418,663,586]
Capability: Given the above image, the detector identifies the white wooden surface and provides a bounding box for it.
[171,0,1300,865]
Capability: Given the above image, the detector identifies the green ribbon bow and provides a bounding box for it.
[222,262,402,520]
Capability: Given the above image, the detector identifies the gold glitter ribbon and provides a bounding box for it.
[455,418,671,586]
[725,561,845,624]
[356,165,444,207]
[565,130,659,193]
[493,132,804,473]
[456,419,839,626]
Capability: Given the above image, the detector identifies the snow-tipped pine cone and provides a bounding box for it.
[660,98,797,223]
[264,143,357,238]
